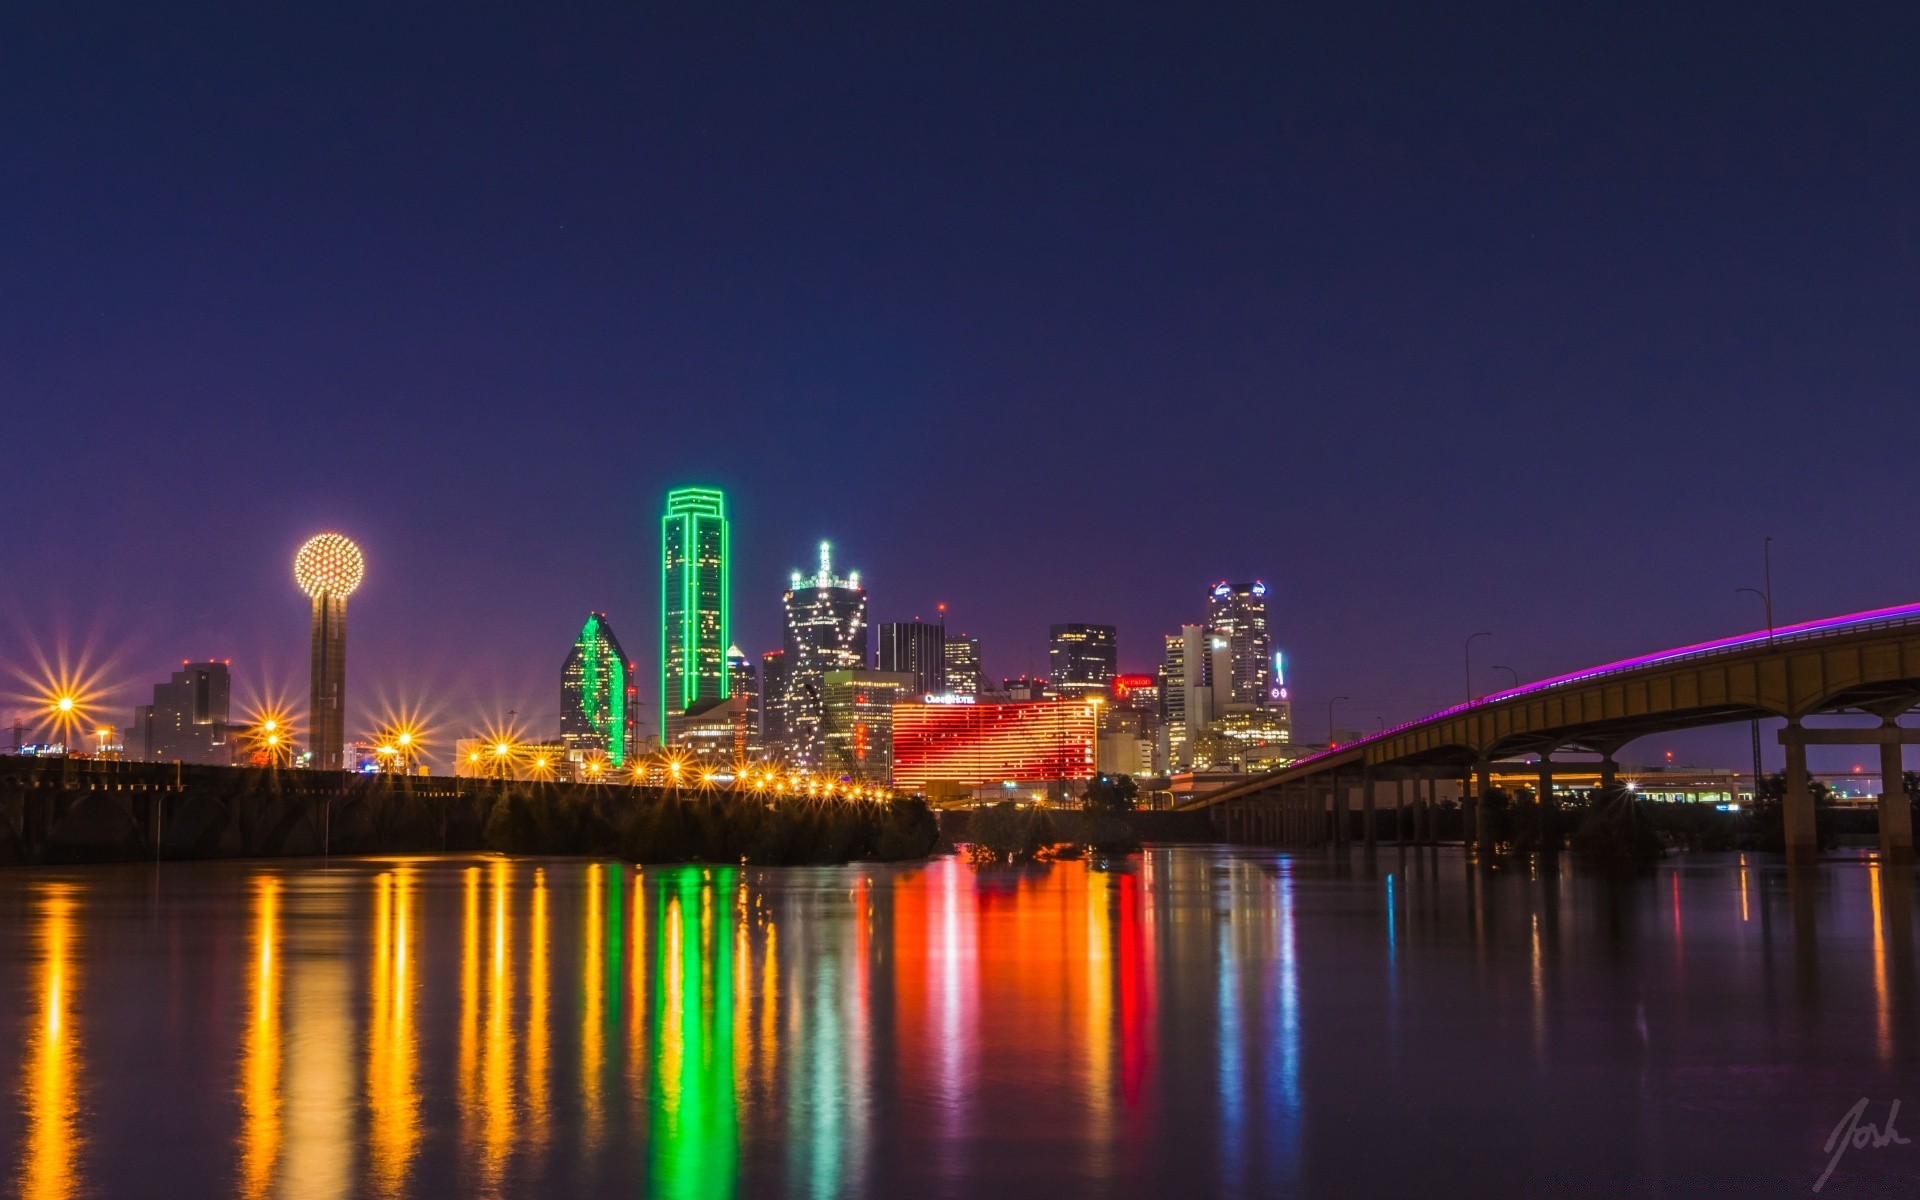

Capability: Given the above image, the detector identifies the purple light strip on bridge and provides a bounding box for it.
[1295,599,1920,766]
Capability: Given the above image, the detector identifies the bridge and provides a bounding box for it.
[1187,601,1920,864]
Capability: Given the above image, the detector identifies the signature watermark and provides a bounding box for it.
[1813,1098,1910,1192]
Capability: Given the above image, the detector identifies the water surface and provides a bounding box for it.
[1,846,1913,1197]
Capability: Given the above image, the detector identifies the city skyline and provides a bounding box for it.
[5,4,1914,779]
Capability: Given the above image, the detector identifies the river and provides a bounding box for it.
[0,846,1912,1197]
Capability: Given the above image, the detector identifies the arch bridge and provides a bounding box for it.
[1185,601,1920,863]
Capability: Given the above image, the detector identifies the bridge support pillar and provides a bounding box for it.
[1460,764,1480,852]
[1879,732,1912,862]
[1538,756,1558,851]
[1599,755,1618,791]
[1361,772,1378,852]
[1783,722,1818,867]
[1474,757,1496,859]
[1394,777,1406,846]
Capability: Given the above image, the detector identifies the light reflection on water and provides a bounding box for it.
[0,847,1916,1197]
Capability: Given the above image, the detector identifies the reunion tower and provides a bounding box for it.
[294,532,364,770]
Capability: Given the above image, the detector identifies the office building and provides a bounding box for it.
[294,532,364,770]
[891,697,1097,798]
[1205,581,1276,706]
[821,669,916,780]
[726,645,762,759]
[129,660,236,765]
[1047,623,1117,699]
[561,612,637,768]
[661,486,731,742]
[877,621,946,697]
[778,541,868,767]
[760,650,789,759]
[943,633,985,696]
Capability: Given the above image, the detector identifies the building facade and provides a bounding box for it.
[726,645,762,759]
[877,621,946,697]
[942,634,985,696]
[661,486,730,742]
[821,669,916,781]
[759,649,788,759]
[778,541,868,768]
[1204,582,1275,706]
[560,612,636,768]
[891,698,1096,797]
[1046,623,1117,699]
[129,661,235,765]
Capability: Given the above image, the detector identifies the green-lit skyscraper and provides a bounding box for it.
[562,612,636,767]
[661,486,731,741]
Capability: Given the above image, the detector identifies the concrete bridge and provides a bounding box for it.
[1186,601,1920,864]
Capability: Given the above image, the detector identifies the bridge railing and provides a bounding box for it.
[1286,600,1920,770]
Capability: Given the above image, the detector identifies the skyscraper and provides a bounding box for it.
[294,532,364,771]
[561,612,635,768]
[726,645,762,759]
[943,633,985,696]
[779,541,868,767]
[1047,623,1117,700]
[128,660,234,764]
[661,487,730,742]
[820,668,915,780]
[877,621,946,697]
[1205,582,1275,706]
[760,649,788,760]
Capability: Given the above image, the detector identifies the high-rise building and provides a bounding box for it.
[877,621,946,697]
[1205,582,1275,706]
[821,669,916,781]
[1159,624,1213,771]
[891,698,1097,798]
[779,541,868,767]
[294,533,364,770]
[943,634,985,696]
[759,650,788,760]
[129,661,235,765]
[661,487,730,742]
[561,612,636,768]
[726,646,762,759]
[1047,623,1117,700]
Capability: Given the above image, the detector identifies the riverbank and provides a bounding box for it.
[0,754,936,866]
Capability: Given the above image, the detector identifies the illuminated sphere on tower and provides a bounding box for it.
[294,533,365,599]
[295,531,363,771]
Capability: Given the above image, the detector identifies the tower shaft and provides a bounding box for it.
[309,594,347,770]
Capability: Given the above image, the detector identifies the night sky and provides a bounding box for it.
[4,2,1917,769]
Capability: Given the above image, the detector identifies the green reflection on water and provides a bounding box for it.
[651,867,738,1200]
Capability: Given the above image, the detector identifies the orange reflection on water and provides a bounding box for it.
[526,868,550,1165]
[1085,870,1115,1178]
[480,859,515,1192]
[367,870,420,1196]
[238,878,281,1200]
[582,863,604,1148]
[1869,863,1891,1063]
[19,886,82,1200]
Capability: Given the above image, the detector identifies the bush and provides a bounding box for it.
[1570,785,1665,874]
[967,803,1057,862]
[478,784,938,865]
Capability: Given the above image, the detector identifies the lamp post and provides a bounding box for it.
[1327,695,1350,747]
[1464,632,1492,704]
[1737,543,1776,803]
[1491,665,1520,692]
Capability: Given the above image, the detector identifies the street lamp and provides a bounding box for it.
[1464,632,1492,704]
[1327,695,1350,747]
[1737,537,1777,803]
[1490,665,1520,692]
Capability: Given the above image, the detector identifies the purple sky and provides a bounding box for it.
[3,2,1917,771]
